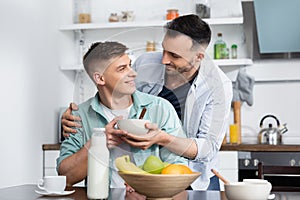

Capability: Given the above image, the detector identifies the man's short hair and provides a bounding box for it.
[83,41,128,79]
[164,14,211,48]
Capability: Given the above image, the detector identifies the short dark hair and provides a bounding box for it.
[164,14,211,48]
[83,41,128,79]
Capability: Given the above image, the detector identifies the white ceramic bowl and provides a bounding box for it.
[224,180,272,200]
[117,119,150,135]
[243,179,269,184]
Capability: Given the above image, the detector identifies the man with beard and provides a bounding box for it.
[61,14,232,191]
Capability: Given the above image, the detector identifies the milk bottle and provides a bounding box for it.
[87,128,109,199]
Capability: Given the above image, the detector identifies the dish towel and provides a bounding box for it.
[232,70,255,106]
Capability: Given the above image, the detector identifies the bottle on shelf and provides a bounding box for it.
[87,128,109,199]
[223,48,230,59]
[214,33,227,59]
[231,44,238,59]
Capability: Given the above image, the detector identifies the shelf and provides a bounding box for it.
[59,17,243,31]
[59,16,247,71]
[214,58,253,66]
[204,17,243,25]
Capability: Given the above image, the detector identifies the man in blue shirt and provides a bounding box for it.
[61,14,232,191]
[57,41,187,189]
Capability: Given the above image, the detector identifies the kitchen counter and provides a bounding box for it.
[221,143,300,152]
[43,143,300,152]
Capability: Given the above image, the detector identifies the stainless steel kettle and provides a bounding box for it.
[258,114,288,145]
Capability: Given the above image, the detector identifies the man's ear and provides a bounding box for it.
[196,52,205,61]
[93,72,105,85]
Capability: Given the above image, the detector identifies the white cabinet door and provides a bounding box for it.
[218,151,238,191]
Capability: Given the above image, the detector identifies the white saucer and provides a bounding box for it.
[35,189,75,196]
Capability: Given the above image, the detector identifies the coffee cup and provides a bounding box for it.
[37,176,66,193]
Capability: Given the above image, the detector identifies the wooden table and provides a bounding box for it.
[1,184,300,200]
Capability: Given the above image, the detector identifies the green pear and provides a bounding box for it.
[142,155,164,174]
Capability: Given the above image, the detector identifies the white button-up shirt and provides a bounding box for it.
[133,52,233,190]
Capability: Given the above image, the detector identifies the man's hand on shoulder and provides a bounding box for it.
[61,103,82,138]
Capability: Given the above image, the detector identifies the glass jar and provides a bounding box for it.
[74,0,91,23]
[195,0,211,18]
[108,13,119,22]
[166,9,179,20]
[146,41,156,52]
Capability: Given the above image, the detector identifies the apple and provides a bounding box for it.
[142,155,164,174]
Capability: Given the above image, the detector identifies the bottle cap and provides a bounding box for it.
[231,44,237,48]
[93,127,105,132]
[217,33,222,37]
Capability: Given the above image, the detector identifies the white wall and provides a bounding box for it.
[0,0,299,188]
[0,0,74,188]
[0,0,194,189]
[223,61,300,144]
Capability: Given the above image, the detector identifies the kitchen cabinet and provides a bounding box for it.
[58,17,252,71]
[218,151,238,191]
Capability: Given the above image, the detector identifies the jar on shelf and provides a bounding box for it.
[195,0,211,18]
[121,11,135,22]
[166,9,179,20]
[146,41,156,52]
[108,13,119,22]
[74,0,91,23]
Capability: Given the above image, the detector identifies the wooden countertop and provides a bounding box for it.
[221,143,300,152]
[43,143,300,152]
[42,144,60,150]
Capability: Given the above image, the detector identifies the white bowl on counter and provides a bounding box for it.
[225,179,272,200]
